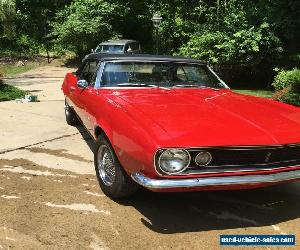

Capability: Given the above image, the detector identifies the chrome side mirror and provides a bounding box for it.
[77,79,88,89]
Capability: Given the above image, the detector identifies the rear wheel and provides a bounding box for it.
[65,99,79,126]
[94,136,138,199]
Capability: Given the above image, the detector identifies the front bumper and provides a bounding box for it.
[131,170,300,190]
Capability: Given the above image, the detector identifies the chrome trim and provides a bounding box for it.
[182,166,300,175]
[100,59,206,64]
[131,170,300,189]
[156,143,300,151]
[205,158,300,168]
[157,149,191,175]
[94,62,105,89]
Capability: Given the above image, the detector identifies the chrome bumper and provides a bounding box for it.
[131,170,300,189]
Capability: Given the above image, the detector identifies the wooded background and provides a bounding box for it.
[0,0,299,88]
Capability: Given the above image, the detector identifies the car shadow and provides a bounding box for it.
[119,185,300,234]
[75,125,97,153]
[76,125,300,234]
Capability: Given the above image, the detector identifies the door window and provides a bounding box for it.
[80,60,99,86]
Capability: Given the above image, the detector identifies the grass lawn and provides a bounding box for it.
[0,82,26,101]
[0,62,38,77]
[233,89,274,98]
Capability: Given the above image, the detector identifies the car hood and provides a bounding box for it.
[105,88,300,147]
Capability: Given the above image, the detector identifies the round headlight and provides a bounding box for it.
[195,151,212,166]
[158,149,191,174]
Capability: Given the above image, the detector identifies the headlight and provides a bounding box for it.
[195,151,212,166]
[158,149,191,174]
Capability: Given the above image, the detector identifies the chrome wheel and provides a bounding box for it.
[97,145,116,186]
[94,136,139,198]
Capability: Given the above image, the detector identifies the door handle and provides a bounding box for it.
[70,86,76,92]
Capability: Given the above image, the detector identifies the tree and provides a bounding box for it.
[14,0,72,58]
[0,0,15,37]
[51,0,120,56]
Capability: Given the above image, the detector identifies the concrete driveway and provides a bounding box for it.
[0,66,300,249]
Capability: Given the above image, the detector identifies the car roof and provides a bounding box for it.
[84,53,206,64]
[99,40,138,45]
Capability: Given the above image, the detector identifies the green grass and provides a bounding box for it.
[0,63,38,77]
[0,82,26,101]
[233,89,274,98]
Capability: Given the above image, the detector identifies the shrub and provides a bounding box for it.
[272,68,300,91]
[0,82,26,102]
[279,92,300,107]
[273,68,300,106]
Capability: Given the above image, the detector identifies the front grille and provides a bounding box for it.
[155,144,300,175]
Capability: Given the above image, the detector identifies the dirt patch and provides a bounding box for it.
[26,147,92,163]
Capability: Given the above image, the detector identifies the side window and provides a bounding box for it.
[176,66,188,81]
[130,42,139,51]
[124,44,130,53]
[80,60,99,86]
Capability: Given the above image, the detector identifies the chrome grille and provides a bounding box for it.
[155,144,300,175]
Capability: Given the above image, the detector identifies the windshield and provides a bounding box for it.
[96,45,124,53]
[100,61,225,88]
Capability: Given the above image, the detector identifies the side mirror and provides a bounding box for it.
[91,49,95,53]
[77,79,88,89]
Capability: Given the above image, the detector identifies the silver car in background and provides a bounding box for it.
[93,40,141,54]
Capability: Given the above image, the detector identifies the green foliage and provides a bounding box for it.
[0,0,300,89]
[279,92,300,107]
[0,0,15,37]
[178,6,282,68]
[51,0,120,55]
[272,68,300,91]
[273,68,300,106]
[0,82,26,101]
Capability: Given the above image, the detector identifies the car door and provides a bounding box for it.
[76,60,100,133]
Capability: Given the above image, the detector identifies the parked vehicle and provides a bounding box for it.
[92,40,141,54]
[62,53,300,199]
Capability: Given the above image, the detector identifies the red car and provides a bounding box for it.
[62,53,300,199]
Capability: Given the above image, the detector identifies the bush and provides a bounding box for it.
[0,82,26,101]
[272,68,300,91]
[279,92,300,107]
[273,68,300,106]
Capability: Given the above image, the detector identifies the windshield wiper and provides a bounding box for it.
[173,84,222,90]
[117,83,170,90]
[197,85,221,91]
[116,83,156,87]
[173,84,200,88]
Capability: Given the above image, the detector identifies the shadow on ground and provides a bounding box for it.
[77,124,300,234]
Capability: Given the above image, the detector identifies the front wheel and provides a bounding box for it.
[94,136,138,199]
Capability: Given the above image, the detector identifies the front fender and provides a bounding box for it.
[93,95,165,178]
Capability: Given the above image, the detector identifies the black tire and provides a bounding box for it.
[94,135,138,199]
[65,99,80,126]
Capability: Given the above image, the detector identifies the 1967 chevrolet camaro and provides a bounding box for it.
[62,53,300,199]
